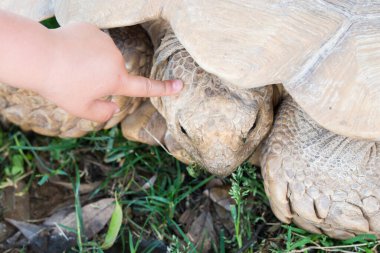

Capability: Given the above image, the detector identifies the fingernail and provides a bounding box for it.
[172,80,183,92]
[114,107,120,114]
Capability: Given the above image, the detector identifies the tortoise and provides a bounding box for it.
[0,2,274,176]
[2,0,380,240]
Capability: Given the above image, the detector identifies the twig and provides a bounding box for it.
[290,241,380,253]
[143,127,172,155]
[55,222,69,241]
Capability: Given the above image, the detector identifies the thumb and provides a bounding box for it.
[115,74,183,97]
[85,100,120,123]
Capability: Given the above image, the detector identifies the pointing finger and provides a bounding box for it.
[116,74,183,97]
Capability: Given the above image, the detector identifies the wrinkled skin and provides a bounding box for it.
[261,96,380,239]
[150,30,273,176]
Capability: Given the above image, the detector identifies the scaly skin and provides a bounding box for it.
[150,27,274,176]
[261,96,380,239]
[0,25,152,137]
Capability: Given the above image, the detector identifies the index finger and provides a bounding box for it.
[115,74,183,97]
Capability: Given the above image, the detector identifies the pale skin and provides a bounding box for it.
[0,10,183,122]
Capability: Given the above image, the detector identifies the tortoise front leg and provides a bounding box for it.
[121,100,166,145]
[121,99,193,165]
[261,96,380,239]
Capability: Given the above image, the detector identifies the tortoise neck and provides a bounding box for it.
[142,19,171,50]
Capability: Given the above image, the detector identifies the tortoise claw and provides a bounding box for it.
[262,155,292,223]
[261,96,380,239]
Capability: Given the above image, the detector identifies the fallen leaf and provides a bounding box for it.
[213,203,235,235]
[186,211,217,253]
[4,218,71,253]
[5,198,115,253]
[4,219,44,242]
[29,182,72,220]
[203,186,235,211]
[205,178,224,189]
[1,181,30,243]
[179,209,195,226]
[0,222,12,242]
[3,181,30,221]
[54,198,115,239]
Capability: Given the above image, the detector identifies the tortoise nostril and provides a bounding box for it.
[248,121,257,135]
[180,123,188,136]
[243,121,257,143]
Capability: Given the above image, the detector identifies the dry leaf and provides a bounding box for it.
[29,182,72,220]
[205,178,224,189]
[186,211,217,253]
[213,203,235,234]
[53,198,115,238]
[203,186,235,211]
[1,181,30,243]
[3,181,30,221]
[5,198,115,253]
[4,219,43,242]
[4,218,71,253]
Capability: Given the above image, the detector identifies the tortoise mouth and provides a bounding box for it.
[174,131,255,177]
[204,164,235,177]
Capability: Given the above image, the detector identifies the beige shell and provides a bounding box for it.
[53,0,380,140]
[0,0,54,21]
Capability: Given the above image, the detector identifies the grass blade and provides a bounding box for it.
[102,196,123,250]
[342,234,377,245]
[73,164,85,252]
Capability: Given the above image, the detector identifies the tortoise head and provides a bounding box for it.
[151,48,273,176]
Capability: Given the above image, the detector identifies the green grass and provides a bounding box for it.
[1,124,379,252]
[40,17,60,29]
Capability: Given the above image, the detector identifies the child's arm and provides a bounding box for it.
[0,10,182,122]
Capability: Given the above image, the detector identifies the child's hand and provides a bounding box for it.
[0,10,183,123]
[38,23,183,122]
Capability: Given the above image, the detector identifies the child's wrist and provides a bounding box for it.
[32,27,65,94]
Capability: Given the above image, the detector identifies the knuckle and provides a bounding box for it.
[144,78,153,95]
[66,105,85,118]
[98,110,113,123]
[164,80,169,94]
[93,115,107,123]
